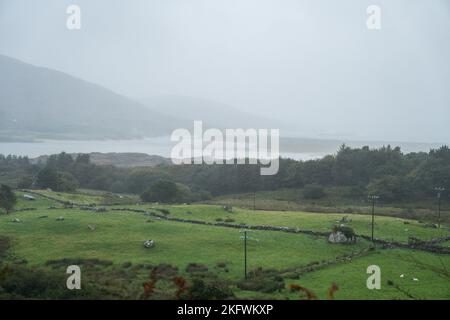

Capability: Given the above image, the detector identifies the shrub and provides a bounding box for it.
[140,180,180,203]
[157,208,170,215]
[237,268,284,293]
[186,263,209,274]
[185,278,234,300]
[303,184,326,200]
[0,264,101,299]
[0,185,17,214]
[0,236,10,258]
[152,263,179,278]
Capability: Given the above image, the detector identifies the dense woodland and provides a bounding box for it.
[0,145,449,203]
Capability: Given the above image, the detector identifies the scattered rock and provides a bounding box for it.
[87,224,96,231]
[38,215,48,219]
[223,205,233,213]
[11,218,21,223]
[23,194,35,201]
[56,216,65,221]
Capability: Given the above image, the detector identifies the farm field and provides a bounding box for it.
[0,191,449,299]
[207,189,450,224]
[115,204,448,244]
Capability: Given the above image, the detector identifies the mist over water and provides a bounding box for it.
[0,138,442,160]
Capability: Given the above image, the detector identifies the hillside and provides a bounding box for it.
[0,55,184,141]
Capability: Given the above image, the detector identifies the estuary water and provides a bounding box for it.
[0,136,443,161]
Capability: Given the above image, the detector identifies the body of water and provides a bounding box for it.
[0,137,444,161]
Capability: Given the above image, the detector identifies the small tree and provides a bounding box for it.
[36,166,58,190]
[0,185,17,214]
[141,180,180,203]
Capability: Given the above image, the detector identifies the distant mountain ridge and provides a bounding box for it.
[0,55,184,141]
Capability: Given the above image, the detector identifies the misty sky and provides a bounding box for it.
[0,0,449,143]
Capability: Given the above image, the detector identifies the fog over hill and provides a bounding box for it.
[0,55,184,141]
[0,55,289,142]
[1,0,449,143]
[140,95,286,130]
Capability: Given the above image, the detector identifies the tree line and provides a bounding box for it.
[0,144,449,203]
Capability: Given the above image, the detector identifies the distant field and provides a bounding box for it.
[206,188,450,224]
[118,204,448,244]
[1,191,449,299]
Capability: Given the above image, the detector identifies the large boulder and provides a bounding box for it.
[23,194,36,201]
[328,225,357,244]
[328,231,349,244]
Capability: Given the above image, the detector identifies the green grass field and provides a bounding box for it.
[119,204,448,243]
[1,191,449,300]
[207,188,450,224]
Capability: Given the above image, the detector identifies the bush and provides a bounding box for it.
[303,184,326,200]
[156,208,170,215]
[0,236,10,258]
[0,264,101,299]
[185,278,234,300]
[57,172,79,192]
[237,268,284,293]
[186,263,209,274]
[141,180,180,203]
[152,263,179,278]
[0,185,17,214]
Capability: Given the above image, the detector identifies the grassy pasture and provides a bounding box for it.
[121,204,448,244]
[0,191,449,299]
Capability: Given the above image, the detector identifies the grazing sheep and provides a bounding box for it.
[144,240,155,248]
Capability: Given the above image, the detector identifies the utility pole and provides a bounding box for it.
[240,230,253,280]
[368,195,379,242]
[253,191,256,211]
[244,230,247,279]
[435,187,445,229]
